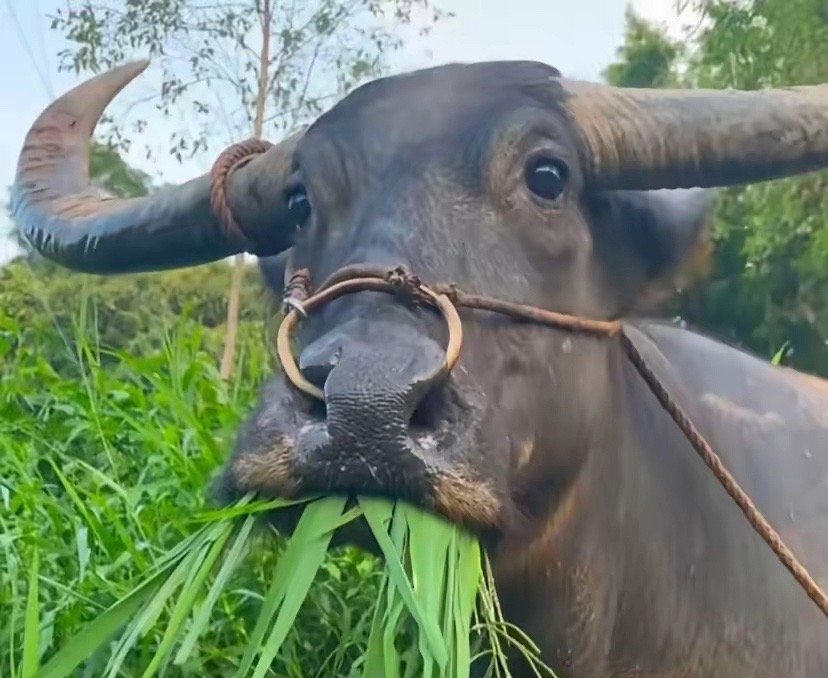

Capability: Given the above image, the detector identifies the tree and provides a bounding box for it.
[605,1,828,377]
[603,8,683,88]
[51,0,446,379]
[89,140,152,198]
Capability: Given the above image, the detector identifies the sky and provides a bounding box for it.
[0,0,698,265]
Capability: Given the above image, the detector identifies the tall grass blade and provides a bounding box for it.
[104,527,215,677]
[21,549,39,678]
[381,595,406,678]
[193,494,319,523]
[174,514,256,665]
[250,496,350,678]
[140,520,235,677]
[361,576,391,676]
[233,547,293,677]
[35,566,172,678]
[443,532,460,672]
[360,497,448,668]
[407,504,452,676]
[453,531,480,677]
[236,496,352,678]
[360,500,406,676]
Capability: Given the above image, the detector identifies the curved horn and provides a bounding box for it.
[11,61,301,274]
[561,79,828,190]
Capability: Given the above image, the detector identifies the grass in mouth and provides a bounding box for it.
[24,495,557,678]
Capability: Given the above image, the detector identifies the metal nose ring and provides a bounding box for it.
[276,272,463,402]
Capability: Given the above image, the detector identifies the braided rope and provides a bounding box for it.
[209,138,274,247]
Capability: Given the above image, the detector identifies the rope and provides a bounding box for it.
[209,138,273,247]
[277,264,828,620]
[619,332,828,617]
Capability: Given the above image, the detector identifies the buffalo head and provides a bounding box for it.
[12,59,828,674]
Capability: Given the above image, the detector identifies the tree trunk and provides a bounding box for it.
[219,0,273,381]
[219,253,246,379]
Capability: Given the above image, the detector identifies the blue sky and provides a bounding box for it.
[0,0,696,264]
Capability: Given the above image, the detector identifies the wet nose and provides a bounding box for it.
[298,318,447,447]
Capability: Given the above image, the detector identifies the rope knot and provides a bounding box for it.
[434,282,460,304]
[385,266,427,304]
[282,268,312,316]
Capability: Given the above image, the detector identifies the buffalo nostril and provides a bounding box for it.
[302,360,336,391]
[298,337,344,390]
[410,390,439,429]
[409,379,456,431]
[296,320,447,444]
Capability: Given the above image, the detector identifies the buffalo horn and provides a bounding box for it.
[11,61,300,274]
[561,79,828,190]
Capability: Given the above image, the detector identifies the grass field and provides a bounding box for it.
[0,270,391,676]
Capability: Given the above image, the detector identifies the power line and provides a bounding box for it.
[3,0,54,99]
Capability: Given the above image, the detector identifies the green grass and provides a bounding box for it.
[1,272,554,676]
[1,281,381,676]
[18,493,554,677]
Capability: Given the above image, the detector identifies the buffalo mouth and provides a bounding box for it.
[214,370,506,539]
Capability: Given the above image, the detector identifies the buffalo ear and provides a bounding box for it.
[587,188,716,310]
[597,188,716,280]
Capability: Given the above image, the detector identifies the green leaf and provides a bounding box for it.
[407,505,452,675]
[192,493,319,523]
[35,566,172,678]
[236,496,355,678]
[360,497,448,668]
[771,341,790,365]
[250,497,350,678]
[174,514,256,665]
[452,532,480,678]
[21,549,40,678]
[104,527,216,677]
[140,520,235,677]
[362,577,392,677]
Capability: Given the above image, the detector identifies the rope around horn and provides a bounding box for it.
[276,264,828,620]
[209,138,274,247]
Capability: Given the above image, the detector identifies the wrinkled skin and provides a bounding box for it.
[213,62,828,676]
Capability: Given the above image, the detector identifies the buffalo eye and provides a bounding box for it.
[525,157,569,201]
[286,187,311,229]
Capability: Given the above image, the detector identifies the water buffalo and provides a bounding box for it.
[12,59,828,676]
